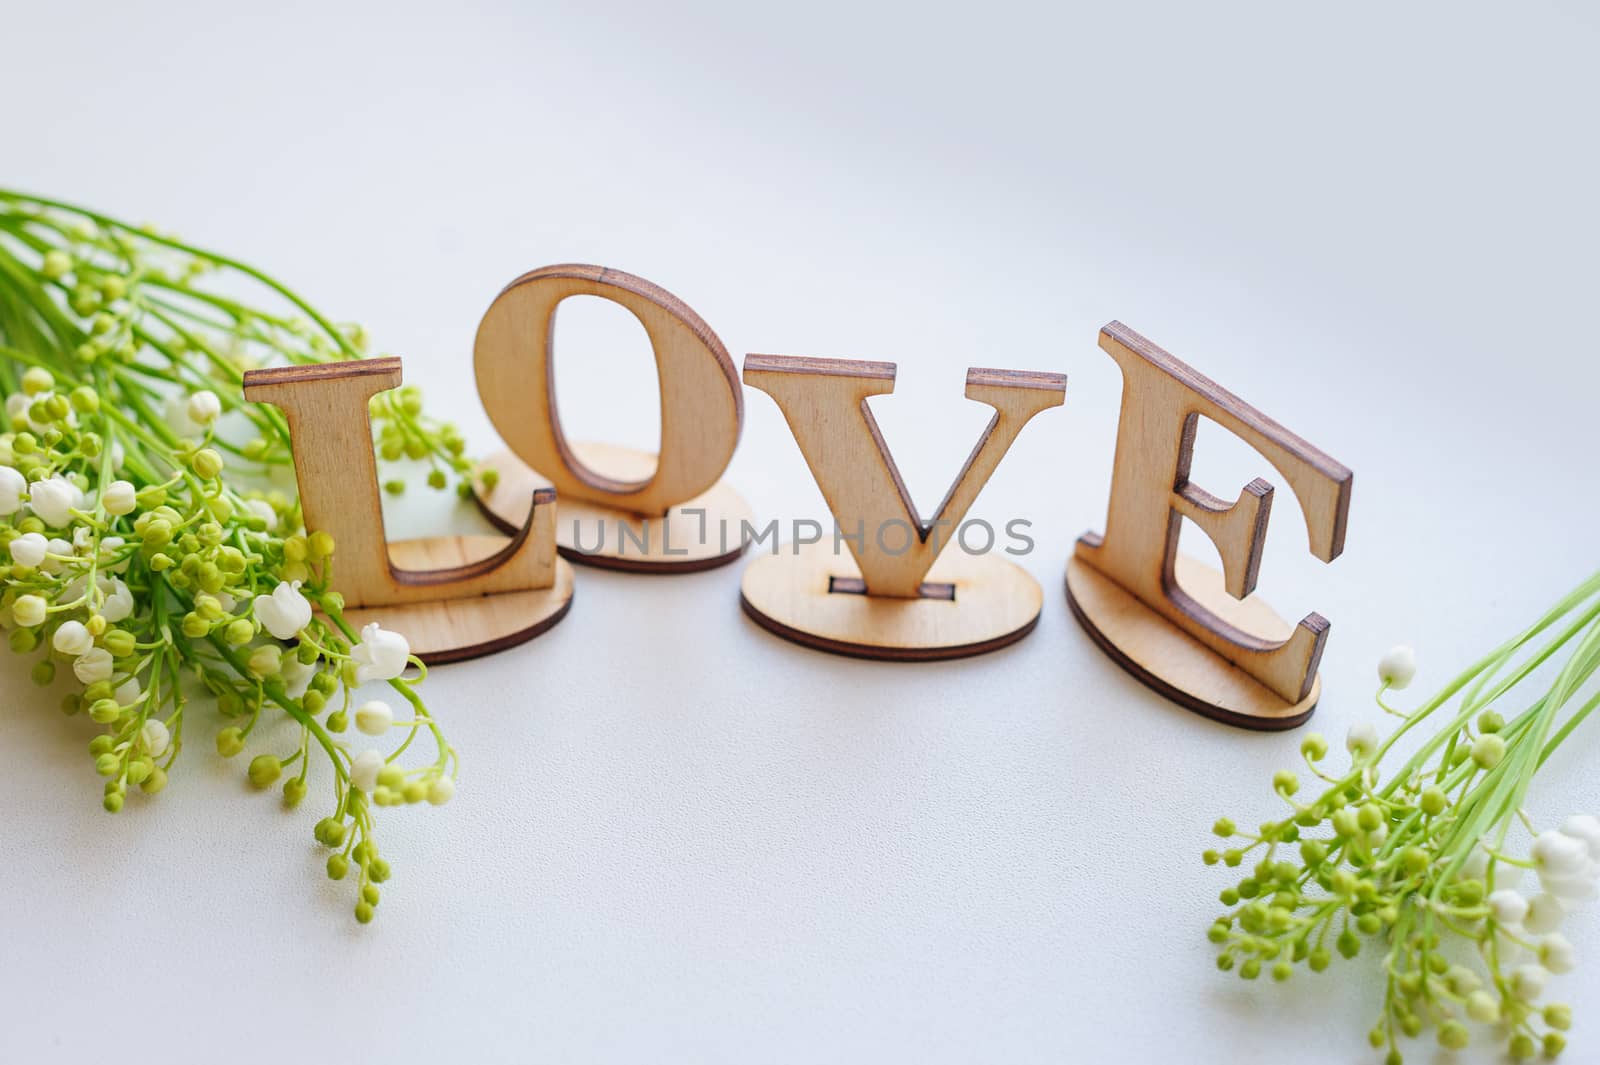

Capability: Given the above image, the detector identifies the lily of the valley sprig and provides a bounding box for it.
[0,188,479,922]
[1207,570,1600,1062]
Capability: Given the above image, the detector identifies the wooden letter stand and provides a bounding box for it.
[473,265,752,572]
[740,356,1066,660]
[244,358,574,663]
[1065,322,1352,730]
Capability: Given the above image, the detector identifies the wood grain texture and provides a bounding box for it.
[243,358,572,660]
[1065,554,1320,730]
[743,355,1066,598]
[1073,322,1351,706]
[343,538,575,665]
[740,541,1042,661]
[474,442,752,573]
[473,264,743,518]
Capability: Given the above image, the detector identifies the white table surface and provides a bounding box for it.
[3,3,1598,1062]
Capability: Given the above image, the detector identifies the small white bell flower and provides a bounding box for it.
[114,677,142,706]
[12,594,47,628]
[349,749,385,793]
[1377,644,1416,689]
[1345,722,1380,758]
[52,619,93,656]
[187,390,222,426]
[355,700,394,736]
[27,475,83,527]
[73,647,114,685]
[1540,933,1577,974]
[100,578,134,623]
[1489,889,1529,926]
[351,623,410,684]
[0,465,24,515]
[164,393,201,438]
[252,580,312,641]
[139,719,171,758]
[8,531,48,568]
[101,479,137,516]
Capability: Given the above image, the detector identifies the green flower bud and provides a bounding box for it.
[376,765,404,790]
[224,618,255,646]
[69,385,100,413]
[327,853,349,880]
[1336,929,1360,959]
[326,709,348,733]
[1308,948,1330,972]
[1356,912,1382,935]
[1544,1033,1566,1058]
[1213,818,1236,838]
[10,628,39,653]
[181,612,210,639]
[283,535,308,562]
[354,901,374,924]
[307,530,335,560]
[94,752,121,776]
[361,883,380,906]
[140,767,168,795]
[191,448,224,479]
[282,776,308,808]
[1471,733,1506,769]
[216,727,245,758]
[102,629,136,657]
[126,758,152,786]
[1332,809,1360,838]
[1400,847,1429,875]
[41,251,72,280]
[30,659,55,685]
[302,689,327,715]
[1273,770,1299,796]
[383,479,406,496]
[1509,1034,1536,1061]
[1215,953,1235,971]
[369,858,391,883]
[1545,1004,1572,1031]
[88,735,114,756]
[1357,803,1383,831]
[1420,786,1447,816]
[1299,840,1327,866]
[88,698,121,724]
[247,644,282,678]
[1239,958,1261,980]
[247,754,282,789]
[103,790,124,813]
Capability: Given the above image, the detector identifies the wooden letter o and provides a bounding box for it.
[474,265,742,518]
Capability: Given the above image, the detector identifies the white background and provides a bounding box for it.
[3,2,1599,1062]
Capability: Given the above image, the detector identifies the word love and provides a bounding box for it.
[243,266,1352,730]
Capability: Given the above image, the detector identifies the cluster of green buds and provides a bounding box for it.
[0,188,476,921]
[1207,570,1600,1062]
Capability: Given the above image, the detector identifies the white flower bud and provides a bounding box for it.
[187,390,221,426]
[12,594,47,627]
[40,537,72,575]
[279,654,315,699]
[349,749,385,793]
[1540,933,1577,974]
[1465,989,1500,1023]
[1377,644,1416,689]
[252,580,312,641]
[0,465,24,515]
[8,531,48,568]
[1489,889,1529,926]
[1560,814,1600,861]
[114,678,142,706]
[427,776,455,805]
[1510,964,1551,1001]
[1525,893,1567,934]
[1345,722,1380,758]
[52,619,93,656]
[351,623,410,684]
[1534,831,1589,878]
[245,499,277,530]
[73,647,114,685]
[27,475,83,527]
[99,535,130,573]
[139,719,171,758]
[355,700,394,736]
[101,479,137,516]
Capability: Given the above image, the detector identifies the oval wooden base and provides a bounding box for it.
[341,536,575,665]
[473,443,752,574]
[1064,553,1319,730]
[740,542,1043,661]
